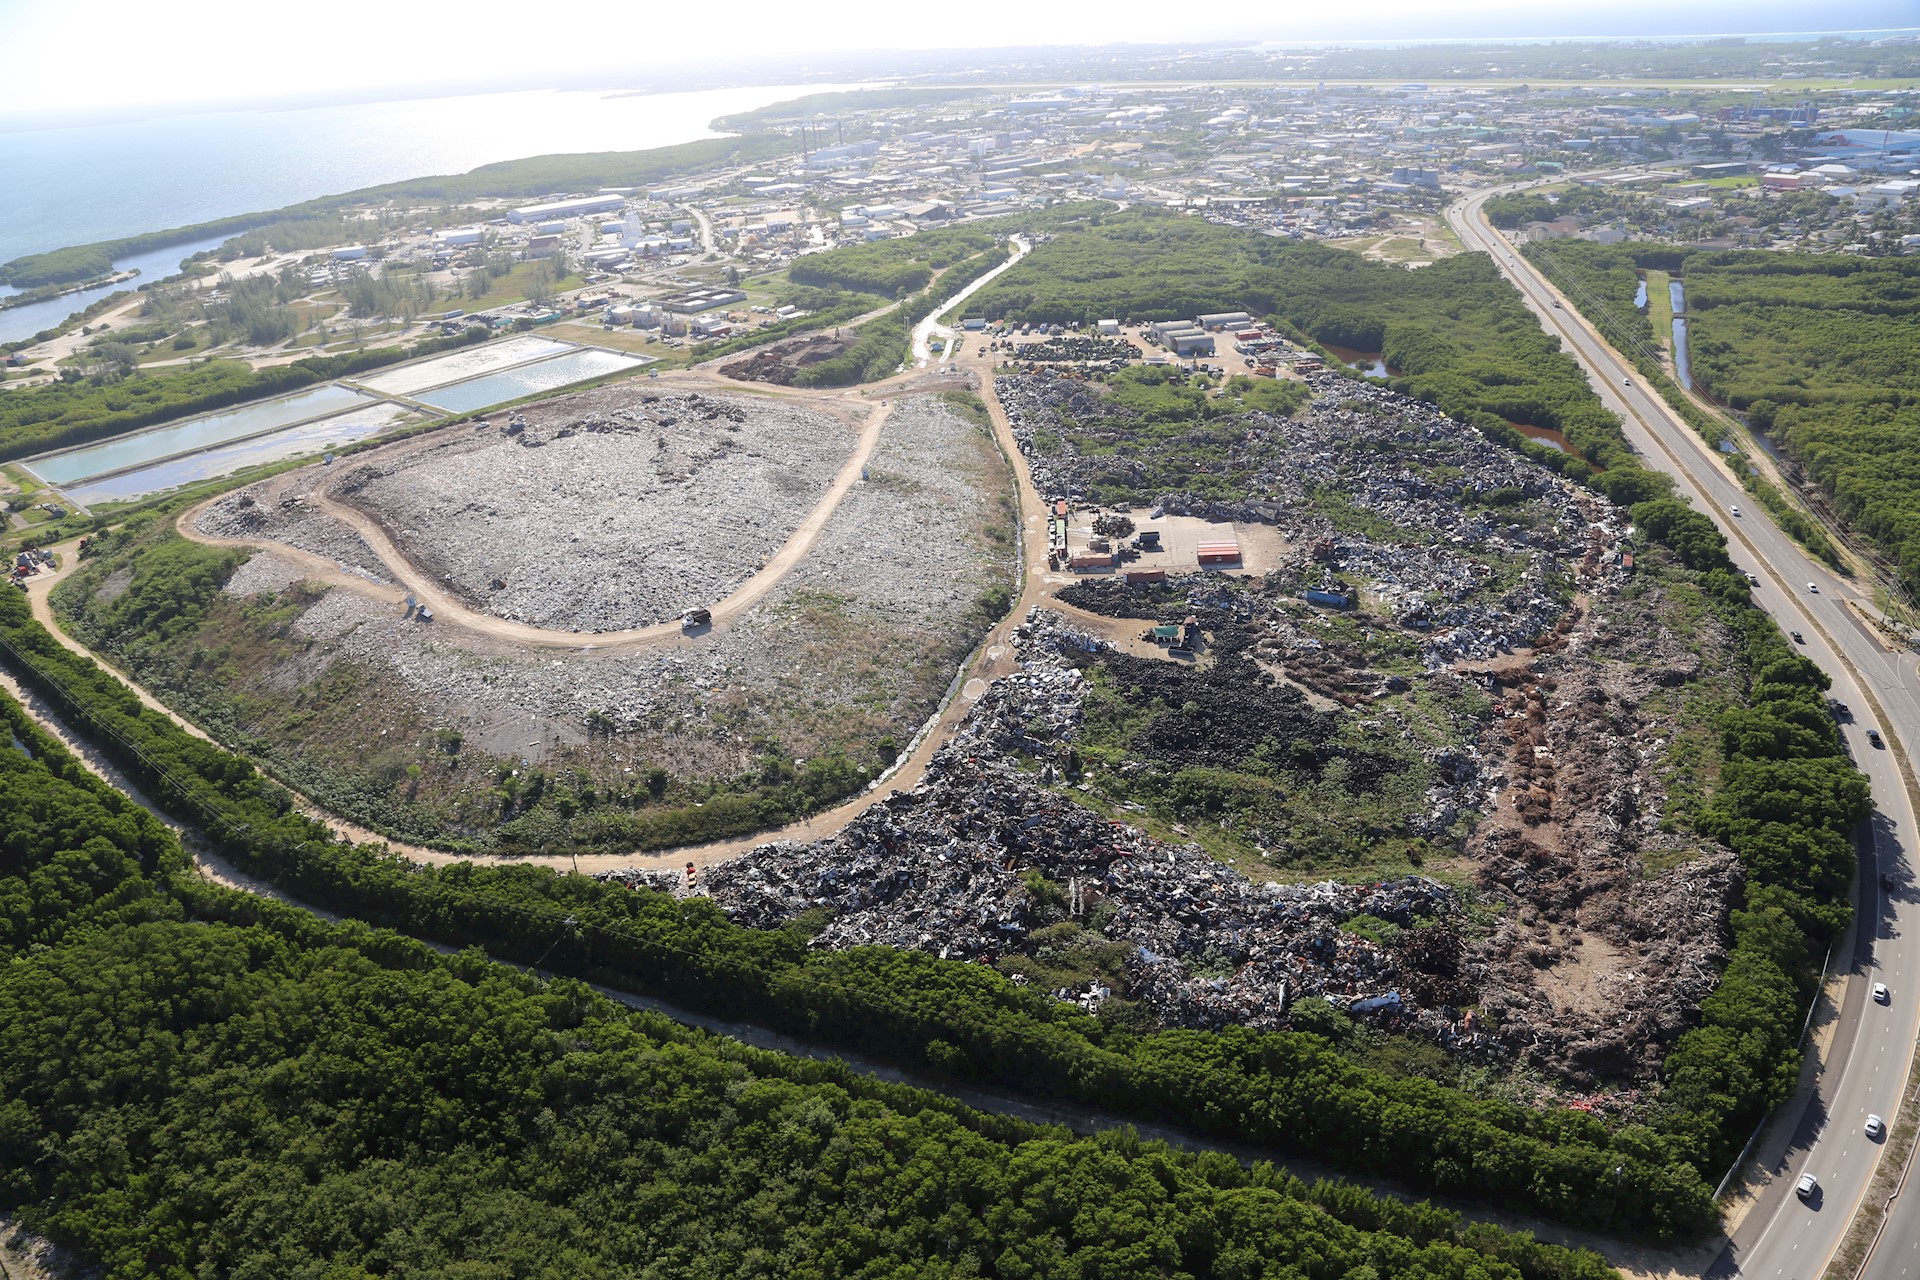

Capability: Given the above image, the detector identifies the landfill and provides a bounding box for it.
[589,373,1742,1090]
[606,611,1502,1060]
[1000,370,1631,670]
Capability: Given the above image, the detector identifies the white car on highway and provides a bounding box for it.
[1875,982,1892,1004]
[1868,1114,1887,1140]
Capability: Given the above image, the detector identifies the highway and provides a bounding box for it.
[1449,184,1920,1280]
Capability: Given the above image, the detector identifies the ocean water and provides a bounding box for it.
[0,81,853,340]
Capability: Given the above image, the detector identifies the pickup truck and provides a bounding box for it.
[681,608,712,629]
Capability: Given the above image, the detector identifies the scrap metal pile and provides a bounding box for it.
[604,613,1501,1059]
[590,375,1742,1089]
[1001,370,1631,669]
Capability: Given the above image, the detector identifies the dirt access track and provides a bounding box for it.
[33,338,1208,880]
[177,372,891,654]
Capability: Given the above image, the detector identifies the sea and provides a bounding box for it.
[0,81,862,342]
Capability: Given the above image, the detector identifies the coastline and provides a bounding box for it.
[0,81,864,341]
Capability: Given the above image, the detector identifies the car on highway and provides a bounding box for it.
[1748,572,1760,585]
[1797,1172,1819,1200]
[1869,728,1885,749]
[1792,631,1805,644]
[1730,505,1741,517]
[1809,583,1820,593]
[1622,377,1632,386]
[1868,1114,1886,1140]
[1551,300,1562,308]
[1875,982,1892,1003]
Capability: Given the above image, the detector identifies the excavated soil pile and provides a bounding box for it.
[720,332,854,385]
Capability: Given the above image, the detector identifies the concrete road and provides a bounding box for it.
[1450,184,1920,1280]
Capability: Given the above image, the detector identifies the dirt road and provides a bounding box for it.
[178,388,894,653]
[19,335,1114,876]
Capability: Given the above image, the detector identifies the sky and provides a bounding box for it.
[0,0,1914,119]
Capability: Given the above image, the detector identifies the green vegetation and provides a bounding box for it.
[1627,500,1867,1172]
[0,578,1715,1241]
[218,214,379,260]
[1482,187,1625,232]
[0,682,1625,1280]
[795,241,1013,387]
[1686,254,1920,593]
[1525,240,1854,570]
[790,224,1004,297]
[0,243,118,288]
[970,209,1671,508]
[0,328,485,463]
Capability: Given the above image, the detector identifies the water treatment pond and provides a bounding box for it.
[64,402,420,505]
[26,383,373,485]
[412,348,649,414]
[355,335,573,396]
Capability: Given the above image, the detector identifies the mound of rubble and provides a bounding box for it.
[1005,371,1619,670]
[608,598,1736,1086]
[720,333,854,385]
[610,615,1495,1053]
[326,385,858,632]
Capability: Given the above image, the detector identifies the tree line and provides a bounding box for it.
[0,683,1626,1280]
[0,581,1716,1242]
[1528,240,1911,589]
[788,223,1004,298]
[1629,499,1869,1173]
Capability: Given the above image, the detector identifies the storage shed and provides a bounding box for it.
[1196,540,1241,566]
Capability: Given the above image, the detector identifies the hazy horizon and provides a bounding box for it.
[1,0,1914,125]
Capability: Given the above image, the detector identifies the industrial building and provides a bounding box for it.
[659,288,747,314]
[1147,320,1216,357]
[509,194,627,224]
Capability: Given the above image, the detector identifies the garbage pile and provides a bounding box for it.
[597,606,1497,1056]
[1001,370,1630,671]
[1010,336,1141,365]
[624,741,1488,1048]
[720,333,853,385]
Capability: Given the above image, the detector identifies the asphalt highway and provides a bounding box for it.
[1449,185,1920,1280]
